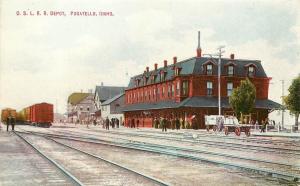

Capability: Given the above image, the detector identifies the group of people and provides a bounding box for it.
[153,117,181,132]
[125,116,199,132]
[104,117,120,130]
[127,118,140,129]
[5,115,16,131]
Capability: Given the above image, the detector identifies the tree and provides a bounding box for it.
[229,78,256,120]
[284,75,300,131]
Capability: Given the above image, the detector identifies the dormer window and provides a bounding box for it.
[144,76,149,85]
[228,65,234,76]
[248,66,255,77]
[175,67,182,76]
[160,71,167,82]
[207,64,213,75]
[151,75,157,84]
[245,63,257,77]
[138,79,141,86]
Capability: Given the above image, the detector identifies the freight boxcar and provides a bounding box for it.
[1,108,17,124]
[29,103,53,127]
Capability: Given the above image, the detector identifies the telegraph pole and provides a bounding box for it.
[280,80,285,129]
[217,46,225,115]
[203,46,225,116]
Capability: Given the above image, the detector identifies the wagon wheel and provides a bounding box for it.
[235,127,241,136]
[224,127,229,136]
[245,127,251,137]
[213,125,217,132]
[206,126,210,132]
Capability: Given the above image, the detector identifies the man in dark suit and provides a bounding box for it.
[6,115,11,131]
[11,116,16,131]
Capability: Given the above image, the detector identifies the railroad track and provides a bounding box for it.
[154,130,300,147]
[14,131,169,186]
[70,129,300,156]
[2,132,74,186]
[17,129,300,183]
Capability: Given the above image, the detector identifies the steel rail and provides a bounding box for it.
[13,131,84,186]
[17,130,300,183]
[17,130,169,186]
[103,130,300,154]
[60,128,300,156]
[137,130,300,146]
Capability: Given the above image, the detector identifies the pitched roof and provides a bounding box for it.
[128,57,267,89]
[68,93,90,105]
[101,93,124,106]
[95,86,125,101]
[122,96,282,111]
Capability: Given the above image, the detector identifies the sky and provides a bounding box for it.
[1,0,299,124]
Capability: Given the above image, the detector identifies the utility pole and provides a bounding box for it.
[203,46,225,116]
[217,46,225,116]
[280,80,285,129]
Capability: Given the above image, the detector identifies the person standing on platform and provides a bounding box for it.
[116,118,119,128]
[175,117,180,130]
[131,118,135,128]
[162,117,167,132]
[136,119,139,129]
[6,115,11,131]
[11,116,16,131]
[105,117,110,130]
[260,120,266,133]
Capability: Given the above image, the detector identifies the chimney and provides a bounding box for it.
[230,54,235,60]
[146,66,149,72]
[196,31,202,58]
[173,56,177,64]
[164,60,167,68]
[154,63,158,70]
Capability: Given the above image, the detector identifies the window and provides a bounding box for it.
[207,81,213,96]
[248,66,255,77]
[87,107,90,111]
[157,88,160,99]
[149,90,151,100]
[80,106,83,111]
[207,64,213,75]
[145,77,149,85]
[153,88,156,99]
[171,84,175,96]
[176,81,180,95]
[175,67,181,76]
[168,84,171,97]
[162,86,165,98]
[161,71,166,82]
[182,81,189,96]
[151,75,156,84]
[228,65,234,76]
[227,82,233,96]
[145,91,147,100]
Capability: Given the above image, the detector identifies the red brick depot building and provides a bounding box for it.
[123,36,281,129]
